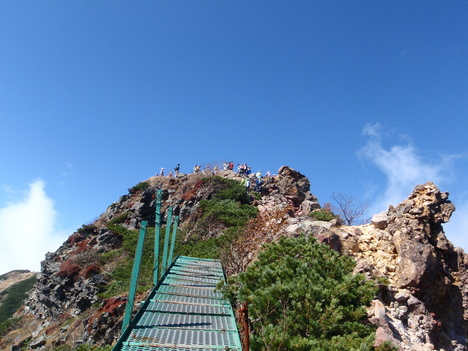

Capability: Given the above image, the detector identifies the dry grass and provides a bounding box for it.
[222,204,292,276]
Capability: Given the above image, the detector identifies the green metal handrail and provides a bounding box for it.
[119,190,180,337]
[167,215,179,268]
[120,220,147,333]
[161,206,173,275]
[153,190,162,284]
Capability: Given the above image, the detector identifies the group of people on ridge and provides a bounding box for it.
[240,169,265,192]
[156,162,272,193]
[158,164,180,178]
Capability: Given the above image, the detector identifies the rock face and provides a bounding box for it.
[21,226,122,347]
[290,181,467,351]
[2,170,467,351]
[369,182,465,351]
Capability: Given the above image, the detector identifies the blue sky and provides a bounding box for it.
[1,1,467,274]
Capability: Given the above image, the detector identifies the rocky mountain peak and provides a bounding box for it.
[1,170,467,351]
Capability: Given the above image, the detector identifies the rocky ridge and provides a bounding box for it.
[0,167,466,350]
[284,181,466,350]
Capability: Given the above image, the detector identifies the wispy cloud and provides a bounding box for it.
[358,122,467,250]
[61,162,74,176]
[0,180,65,274]
[60,162,74,185]
[359,122,457,211]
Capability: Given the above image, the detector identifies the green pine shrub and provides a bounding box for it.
[72,346,112,351]
[375,341,399,351]
[222,235,378,351]
[174,227,240,260]
[206,176,250,204]
[129,181,150,193]
[184,176,258,240]
[199,199,258,228]
[77,223,98,235]
[308,207,341,222]
[109,213,128,225]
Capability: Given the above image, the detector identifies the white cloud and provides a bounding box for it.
[0,180,65,274]
[359,122,456,212]
[358,122,468,251]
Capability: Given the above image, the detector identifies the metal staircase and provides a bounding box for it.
[111,190,242,350]
[112,256,241,351]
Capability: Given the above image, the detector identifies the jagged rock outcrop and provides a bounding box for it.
[287,181,467,350]
[15,226,122,348]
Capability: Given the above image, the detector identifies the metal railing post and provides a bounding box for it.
[121,220,147,334]
[153,190,162,285]
[161,206,173,275]
[167,215,179,267]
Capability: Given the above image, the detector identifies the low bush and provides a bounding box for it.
[129,181,150,193]
[109,213,128,225]
[99,225,158,298]
[222,235,378,351]
[174,227,240,260]
[199,199,258,228]
[57,260,81,279]
[72,346,112,351]
[77,223,97,236]
[309,208,341,222]
[207,177,250,204]
[83,265,101,279]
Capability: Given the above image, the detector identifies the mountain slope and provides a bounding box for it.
[0,271,36,324]
[0,167,466,351]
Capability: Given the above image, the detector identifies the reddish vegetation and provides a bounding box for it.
[181,179,204,201]
[223,205,292,275]
[44,326,54,335]
[67,232,86,246]
[70,239,92,256]
[87,296,127,332]
[57,260,81,278]
[83,265,101,278]
[322,202,334,213]
[101,297,126,316]
[76,239,91,248]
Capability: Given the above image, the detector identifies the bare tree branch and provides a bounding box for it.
[331,192,369,225]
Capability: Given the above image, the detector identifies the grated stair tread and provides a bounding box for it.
[113,256,241,351]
